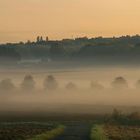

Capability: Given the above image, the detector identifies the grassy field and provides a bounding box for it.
[27,125,65,140]
[90,125,108,140]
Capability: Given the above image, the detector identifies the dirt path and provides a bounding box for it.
[55,122,91,140]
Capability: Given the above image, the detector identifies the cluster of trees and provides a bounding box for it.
[0,75,58,92]
[1,35,140,62]
[0,75,140,92]
[0,45,20,62]
[109,108,140,124]
[0,75,77,92]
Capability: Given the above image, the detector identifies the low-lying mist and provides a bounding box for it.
[0,66,140,114]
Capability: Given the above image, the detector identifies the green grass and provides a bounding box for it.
[27,125,65,140]
[90,125,108,140]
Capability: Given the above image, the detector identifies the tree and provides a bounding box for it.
[90,81,104,90]
[0,46,21,62]
[21,75,36,91]
[112,108,121,120]
[40,36,43,42]
[36,36,40,42]
[0,79,15,91]
[43,75,58,90]
[111,76,128,89]
[49,43,66,57]
[65,82,77,90]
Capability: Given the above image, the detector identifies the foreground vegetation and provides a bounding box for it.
[0,122,57,140]
[104,124,140,140]
[0,109,139,140]
[90,125,108,140]
[27,125,65,140]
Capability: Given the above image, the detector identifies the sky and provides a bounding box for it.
[0,0,140,43]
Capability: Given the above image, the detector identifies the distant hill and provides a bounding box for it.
[1,35,140,65]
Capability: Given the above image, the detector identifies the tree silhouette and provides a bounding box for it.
[111,76,128,89]
[65,82,77,90]
[111,108,121,120]
[90,81,104,90]
[21,75,36,91]
[43,75,58,90]
[36,36,40,42]
[0,79,15,91]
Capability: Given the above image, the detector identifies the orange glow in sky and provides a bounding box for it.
[0,0,140,43]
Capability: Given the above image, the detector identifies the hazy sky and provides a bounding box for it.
[0,0,140,43]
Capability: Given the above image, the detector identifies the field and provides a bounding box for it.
[0,122,58,140]
[0,121,91,140]
[0,121,140,140]
[104,124,140,140]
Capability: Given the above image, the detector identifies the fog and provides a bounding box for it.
[0,66,140,115]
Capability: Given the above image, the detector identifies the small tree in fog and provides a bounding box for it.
[43,75,58,90]
[111,76,128,89]
[65,82,77,90]
[90,81,104,90]
[135,80,140,89]
[0,79,15,91]
[112,108,121,120]
[21,75,35,91]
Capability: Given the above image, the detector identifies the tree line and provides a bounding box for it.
[0,75,140,92]
[1,35,140,63]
